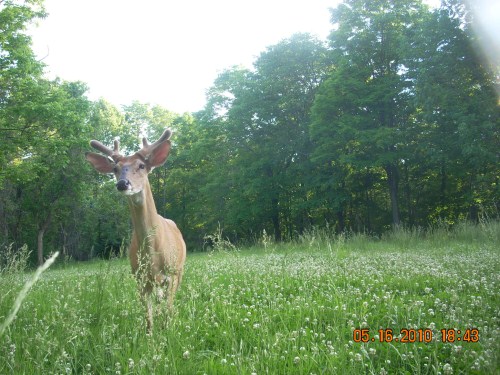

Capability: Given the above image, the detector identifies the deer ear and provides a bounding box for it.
[85,152,115,173]
[146,140,171,168]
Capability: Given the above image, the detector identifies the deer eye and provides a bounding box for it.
[113,166,118,173]
[139,163,145,170]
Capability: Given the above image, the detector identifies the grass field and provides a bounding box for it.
[1,222,499,374]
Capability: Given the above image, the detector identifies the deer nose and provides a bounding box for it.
[116,179,130,191]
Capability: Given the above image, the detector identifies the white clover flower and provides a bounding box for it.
[183,351,190,360]
[453,345,462,354]
[293,356,300,364]
[443,363,453,374]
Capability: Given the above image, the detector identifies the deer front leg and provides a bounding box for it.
[143,293,154,332]
[136,271,154,332]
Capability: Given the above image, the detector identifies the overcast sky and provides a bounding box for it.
[30,0,341,113]
[29,0,496,114]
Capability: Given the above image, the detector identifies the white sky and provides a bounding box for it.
[30,0,495,114]
[30,0,341,114]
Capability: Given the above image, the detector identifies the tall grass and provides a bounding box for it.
[0,251,59,337]
[0,221,498,374]
[0,243,31,275]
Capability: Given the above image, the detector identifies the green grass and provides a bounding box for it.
[1,222,499,374]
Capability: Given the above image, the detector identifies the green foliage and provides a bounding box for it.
[0,0,46,170]
[0,223,498,373]
[0,0,498,258]
[195,34,330,242]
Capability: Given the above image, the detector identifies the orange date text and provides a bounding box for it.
[353,328,479,343]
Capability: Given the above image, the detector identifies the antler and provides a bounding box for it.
[89,138,122,161]
[137,129,172,159]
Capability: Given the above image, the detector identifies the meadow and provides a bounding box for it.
[1,222,499,374]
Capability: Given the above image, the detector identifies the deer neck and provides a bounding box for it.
[126,180,160,249]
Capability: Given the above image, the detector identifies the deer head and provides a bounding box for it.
[85,129,172,195]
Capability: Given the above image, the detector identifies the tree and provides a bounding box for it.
[19,81,91,264]
[311,0,429,227]
[412,0,499,222]
[0,0,46,177]
[199,34,330,241]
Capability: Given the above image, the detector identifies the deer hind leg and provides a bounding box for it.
[154,274,169,302]
[166,269,183,311]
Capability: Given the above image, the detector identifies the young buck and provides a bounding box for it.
[85,128,186,330]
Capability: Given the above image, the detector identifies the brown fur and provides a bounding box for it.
[85,129,186,330]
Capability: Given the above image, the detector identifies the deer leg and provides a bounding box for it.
[145,295,153,332]
[137,289,153,333]
[138,280,154,332]
[166,272,182,311]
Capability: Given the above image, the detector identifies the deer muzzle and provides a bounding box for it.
[116,179,131,192]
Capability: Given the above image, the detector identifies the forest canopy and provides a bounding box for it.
[0,0,498,264]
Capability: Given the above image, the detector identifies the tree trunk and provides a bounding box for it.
[384,163,400,226]
[37,212,52,266]
[403,162,414,227]
[271,196,282,242]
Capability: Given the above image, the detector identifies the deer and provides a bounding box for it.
[85,128,186,331]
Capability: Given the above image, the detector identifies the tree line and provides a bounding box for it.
[1,0,498,264]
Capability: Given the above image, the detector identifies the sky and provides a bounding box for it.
[29,0,497,114]
[30,0,342,114]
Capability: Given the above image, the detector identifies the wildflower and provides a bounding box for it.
[453,345,462,354]
[369,348,376,356]
[293,356,300,364]
[183,351,190,360]
[443,363,453,374]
